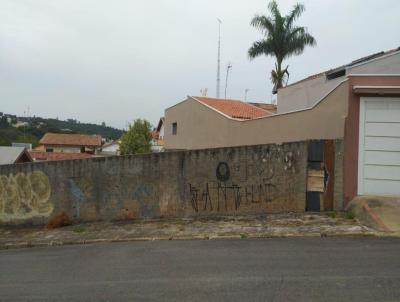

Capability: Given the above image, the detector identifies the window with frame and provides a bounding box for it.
[172,122,177,135]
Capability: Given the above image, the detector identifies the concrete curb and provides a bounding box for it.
[359,200,391,232]
[0,231,382,251]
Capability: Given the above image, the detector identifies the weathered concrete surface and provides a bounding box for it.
[0,213,376,250]
[347,195,400,233]
[0,142,310,226]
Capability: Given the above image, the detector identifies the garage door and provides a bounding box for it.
[358,97,400,195]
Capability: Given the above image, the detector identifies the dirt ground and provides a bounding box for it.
[0,213,380,250]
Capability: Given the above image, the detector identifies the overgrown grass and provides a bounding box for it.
[72,225,86,233]
[345,211,355,220]
[327,212,337,219]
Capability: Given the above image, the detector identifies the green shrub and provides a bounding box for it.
[72,225,86,233]
[327,212,337,219]
[345,211,355,220]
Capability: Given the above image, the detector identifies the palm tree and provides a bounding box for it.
[248,1,316,94]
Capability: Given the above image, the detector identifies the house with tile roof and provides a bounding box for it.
[148,117,165,153]
[164,96,274,150]
[193,97,273,119]
[164,47,400,204]
[248,102,277,114]
[39,133,102,154]
[29,151,93,161]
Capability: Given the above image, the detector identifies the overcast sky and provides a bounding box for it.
[1,0,399,129]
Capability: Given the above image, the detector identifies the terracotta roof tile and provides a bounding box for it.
[193,96,271,119]
[33,145,46,151]
[39,133,102,147]
[248,102,277,113]
[29,151,93,161]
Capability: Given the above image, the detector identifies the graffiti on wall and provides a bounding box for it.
[69,178,85,219]
[187,148,298,213]
[0,171,53,222]
[189,182,278,212]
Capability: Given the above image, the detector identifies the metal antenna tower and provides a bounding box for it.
[224,63,232,99]
[244,88,249,101]
[216,18,222,98]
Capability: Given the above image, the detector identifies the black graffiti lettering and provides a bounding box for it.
[216,162,230,182]
[217,183,228,211]
[232,184,242,210]
[202,183,213,211]
[185,149,299,212]
[264,183,278,202]
[258,184,264,203]
[245,186,251,204]
[251,185,260,203]
[188,181,279,212]
[189,184,199,212]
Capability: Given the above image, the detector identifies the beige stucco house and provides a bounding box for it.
[165,48,400,151]
[164,47,400,204]
[277,48,400,113]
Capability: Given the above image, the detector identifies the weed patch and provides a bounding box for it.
[73,225,86,233]
[345,211,355,220]
[327,212,337,219]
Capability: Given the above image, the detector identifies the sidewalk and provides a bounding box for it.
[347,195,400,233]
[0,213,378,250]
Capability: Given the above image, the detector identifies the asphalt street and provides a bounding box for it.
[0,237,399,302]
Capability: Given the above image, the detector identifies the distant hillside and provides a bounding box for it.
[0,114,124,147]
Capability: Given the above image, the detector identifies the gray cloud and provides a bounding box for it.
[1,0,399,128]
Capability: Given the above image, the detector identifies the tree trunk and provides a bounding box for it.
[276,59,283,89]
[272,58,283,94]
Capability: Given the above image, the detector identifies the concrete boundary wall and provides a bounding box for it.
[0,141,340,226]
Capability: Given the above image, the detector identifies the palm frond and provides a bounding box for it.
[248,39,275,59]
[286,3,305,28]
[250,15,274,35]
[249,1,316,93]
[285,27,316,57]
[268,1,281,20]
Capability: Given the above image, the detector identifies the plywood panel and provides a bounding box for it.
[307,169,324,192]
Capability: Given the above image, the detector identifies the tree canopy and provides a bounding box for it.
[0,115,124,147]
[120,119,152,155]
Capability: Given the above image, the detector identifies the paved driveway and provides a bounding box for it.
[1,237,399,301]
